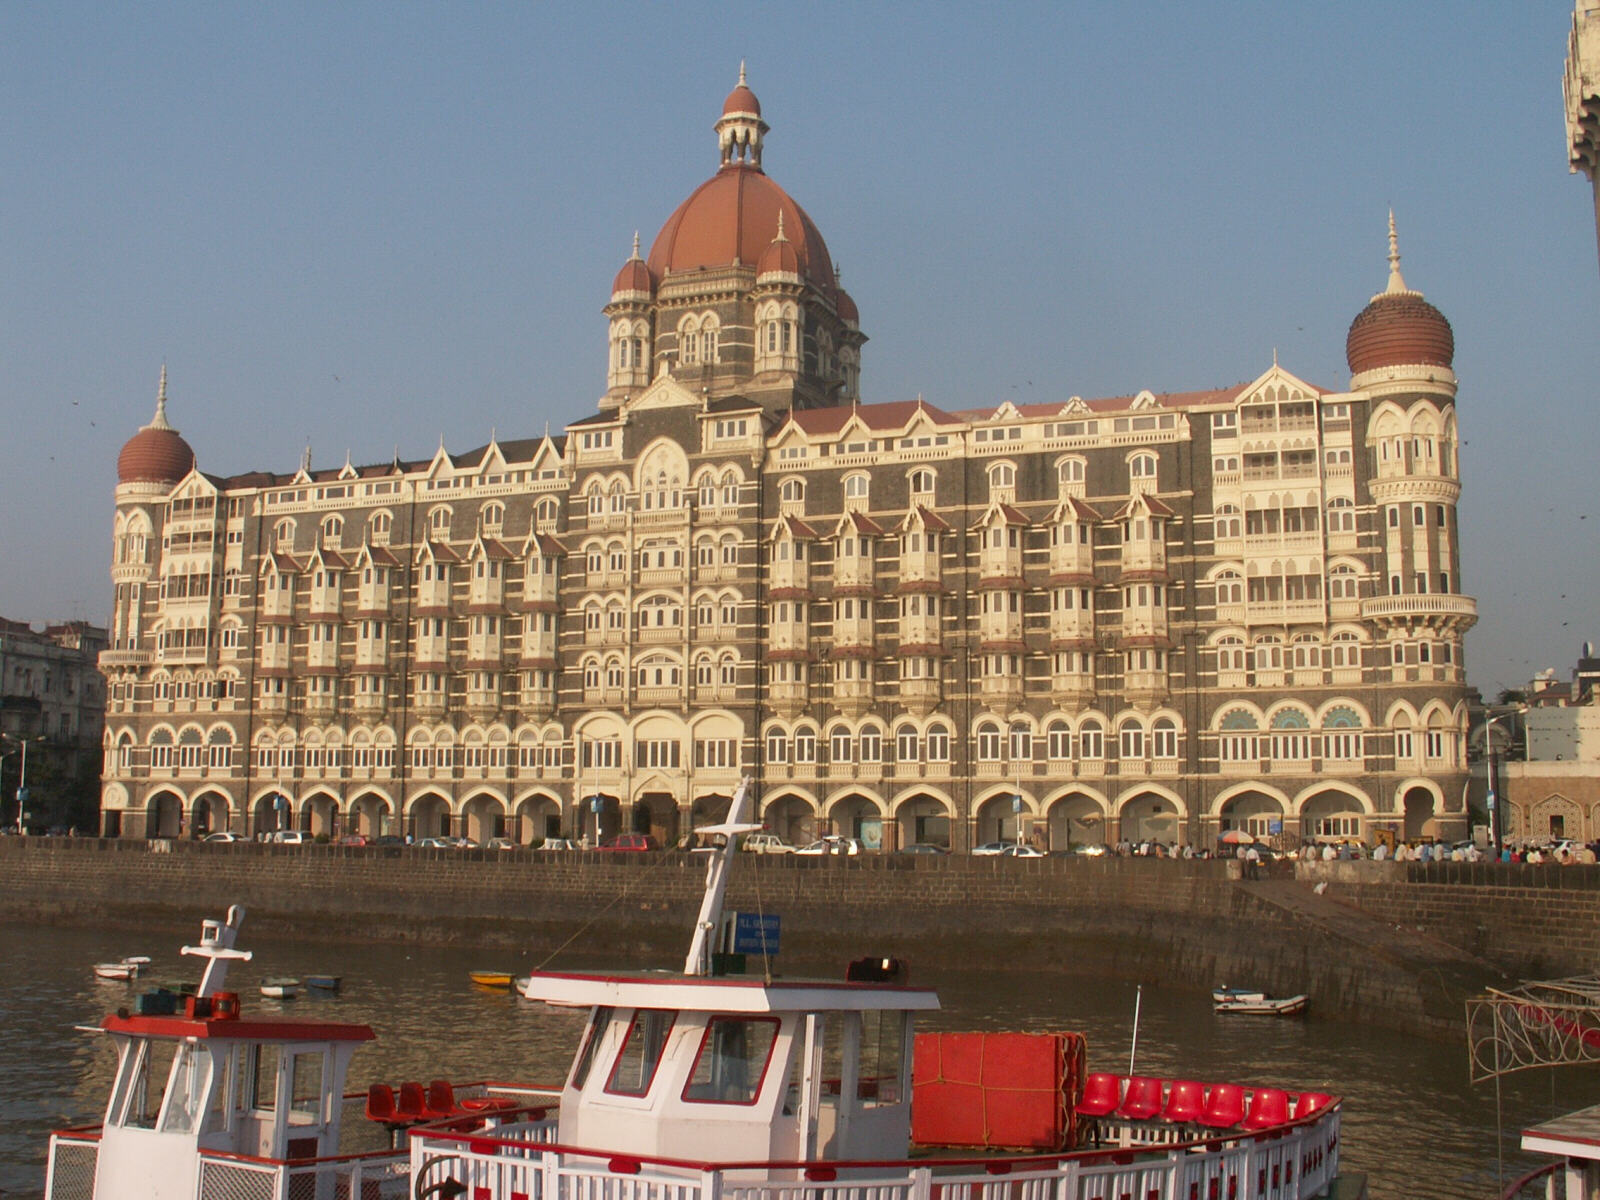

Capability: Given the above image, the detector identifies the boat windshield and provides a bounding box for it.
[159,1042,216,1134]
[570,1006,613,1090]
[683,1016,779,1105]
[605,1010,675,1097]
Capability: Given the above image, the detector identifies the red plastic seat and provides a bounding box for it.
[1076,1072,1124,1118]
[1163,1079,1206,1124]
[1115,1075,1164,1121]
[365,1083,398,1125]
[397,1081,446,1122]
[1198,1082,1246,1129]
[426,1079,460,1118]
[1241,1087,1291,1130]
[1294,1092,1333,1120]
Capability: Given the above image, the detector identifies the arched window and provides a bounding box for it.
[1008,722,1030,762]
[1047,721,1072,760]
[794,728,817,763]
[895,724,918,763]
[844,474,870,502]
[1214,570,1244,605]
[909,469,935,498]
[989,463,1016,490]
[780,478,805,503]
[428,507,452,536]
[976,723,1003,761]
[321,515,343,541]
[1118,719,1144,760]
[1152,718,1178,759]
[1327,496,1356,533]
[1214,504,1242,539]
[480,502,505,531]
[1129,452,1157,483]
[926,724,951,761]
[1077,719,1104,760]
[1058,458,1086,487]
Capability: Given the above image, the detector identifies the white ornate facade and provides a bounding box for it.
[99,78,1476,849]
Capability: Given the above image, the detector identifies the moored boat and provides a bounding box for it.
[304,974,341,991]
[259,976,300,999]
[468,970,514,989]
[46,777,1360,1200]
[1214,986,1309,1016]
[91,956,151,982]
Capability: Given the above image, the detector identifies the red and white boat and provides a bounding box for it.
[47,777,1358,1200]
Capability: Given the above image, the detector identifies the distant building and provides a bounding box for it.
[1566,2,1600,270]
[0,617,108,832]
[1502,641,1600,845]
[98,74,1476,848]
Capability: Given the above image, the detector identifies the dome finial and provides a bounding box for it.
[631,230,641,260]
[774,209,787,241]
[738,60,747,88]
[1385,208,1410,295]
[149,364,173,431]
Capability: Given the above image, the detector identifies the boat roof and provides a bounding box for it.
[522,969,941,1013]
[1524,1102,1600,1161]
[102,1013,376,1043]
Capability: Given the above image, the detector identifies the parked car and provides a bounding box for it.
[897,843,949,855]
[415,836,474,850]
[372,835,405,847]
[598,833,661,852]
[335,834,369,847]
[970,842,1012,856]
[795,836,861,856]
[740,832,796,855]
[1071,843,1109,857]
[484,837,518,850]
[269,830,307,845]
[998,844,1046,858]
[536,837,578,852]
[203,832,245,843]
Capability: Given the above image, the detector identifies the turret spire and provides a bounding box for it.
[149,364,173,431]
[716,63,768,169]
[1384,209,1412,295]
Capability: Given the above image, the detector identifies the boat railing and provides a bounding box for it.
[1495,1162,1560,1200]
[44,1126,101,1200]
[195,1146,410,1200]
[409,1105,1341,1200]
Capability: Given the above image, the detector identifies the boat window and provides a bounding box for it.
[290,1051,325,1119]
[605,1009,675,1097]
[570,1007,614,1090]
[113,1039,178,1129]
[683,1017,779,1105]
[251,1045,282,1112]
[858,1010,906,1107]
[159,1042,215,1133]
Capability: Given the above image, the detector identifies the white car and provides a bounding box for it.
[741,833,796,855]
[998,844,1046,858]
[202,832,244,843]
[795,836,861,856]
[269,830,306,845]
[971,842,1012,856]
[536,838,579,852]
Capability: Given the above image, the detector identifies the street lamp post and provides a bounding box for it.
[1481,710,1524,853]
[0,735,46,835]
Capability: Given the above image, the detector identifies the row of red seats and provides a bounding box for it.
[1076,1074,1332,1131]
[365,1080,519,1128]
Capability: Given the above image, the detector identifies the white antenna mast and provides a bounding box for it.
[683,776,762,976]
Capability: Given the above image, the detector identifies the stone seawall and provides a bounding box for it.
[1305,860,1600,980]
[4,840,1589,1038]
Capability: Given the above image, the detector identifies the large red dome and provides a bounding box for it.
[1346,291,1454,375]
[647,165,835,293]
[118,425,195,485]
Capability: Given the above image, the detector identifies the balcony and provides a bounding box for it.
[899,678,941,715]
[1361,594,1478,622]
[978,676,1025,714]
[99,649,152,668]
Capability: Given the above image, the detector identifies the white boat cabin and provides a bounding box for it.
[93,1010,373,1200]
[523,969,939,1166]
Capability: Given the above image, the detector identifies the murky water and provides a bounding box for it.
[2,920,1593,1200]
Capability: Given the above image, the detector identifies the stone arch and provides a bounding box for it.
[515,790,563,844]
[827,790,886,848]
[1397,779,1443,840]
[974,787,1033,846]
[301,790,341,837]
[145,789,184,839]
[1114,784,1186,845]
[1298,784,1374,843]
[408,791,454,840]
[1213,782,1290,840]
[349,790,394,839]
[252,788,293,836]
[891,789,954,850]
[761,790,819,847]
[190,791,231,837]
[1046,789,1109,851]
[461,791,507,843]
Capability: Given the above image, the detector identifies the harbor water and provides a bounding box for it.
[2,919,1594,1200]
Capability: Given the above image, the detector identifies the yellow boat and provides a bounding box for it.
[468,971,513,989]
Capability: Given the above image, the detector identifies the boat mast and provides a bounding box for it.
[683,775,761,976]
[180,904,253,997]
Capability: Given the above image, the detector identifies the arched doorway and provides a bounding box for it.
[895,794,951,850]
[253,791,292,837]
[190,792,231,838]
[145,791,182,839]
[1302,789,1367,844]
[349,792,392,839]
[975,793,1026,846]
[632,792,681,846]
[577,793,622,845]
[409,793,453,840]
[1402,786,1437,841]
[760,793,817,847]
[829,793,883,850]
[1120,791,1181,847]
[302,792,341,838]
[1047,793,1105,852]
[686,793,733,849]
[515,793,562,845]
[1219,789,1285,843]
[462,793,506,844]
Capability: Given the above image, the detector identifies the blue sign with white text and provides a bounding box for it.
[733,912,781,956]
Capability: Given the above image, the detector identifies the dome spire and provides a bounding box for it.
[1382,209,1415,297]
[148,364,174,432]
[716,63,768,169]
[630,230,641,260]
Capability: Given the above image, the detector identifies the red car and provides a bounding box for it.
[597,833,661,852]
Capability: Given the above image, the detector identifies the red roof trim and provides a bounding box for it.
[103,1014,375,1043]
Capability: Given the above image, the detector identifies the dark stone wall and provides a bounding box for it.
[6,840,1589,1038]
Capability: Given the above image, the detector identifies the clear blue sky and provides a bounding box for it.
[3,2,1595,698]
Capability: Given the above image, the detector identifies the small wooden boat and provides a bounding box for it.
[512,975,531,993]
[260,977,300,999]
[468,971,514,989]
[305,974,341,991]
[1213,986,1307,1016]
[92,956,152,982]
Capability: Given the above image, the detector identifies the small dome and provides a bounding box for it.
[756,212,801,277]
[1345,212,1453,376]
[835,286,859,325]
[1346,292,1454,375]
[611,233,653,297]
[723,62,760,116]
[117,367,196,485]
